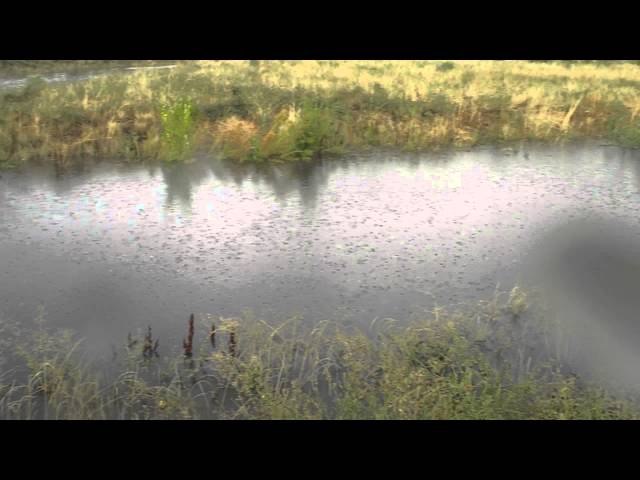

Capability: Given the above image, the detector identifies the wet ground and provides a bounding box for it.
[2,144,640,360]
[0,64,176,90]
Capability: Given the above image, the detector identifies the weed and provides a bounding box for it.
[159,98,195,162]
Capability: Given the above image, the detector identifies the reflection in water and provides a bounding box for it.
[205,158,332,210]
[0,64,177,91]
[160,161,211,212]
[2,145,640,373]
[152,158,334,214]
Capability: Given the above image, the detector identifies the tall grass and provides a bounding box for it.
[1,288,637,420]
[1,60,639,168]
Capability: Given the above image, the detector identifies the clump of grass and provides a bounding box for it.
[508,285,528,317]
[159,98,196,162]
[256,102,342,161]
[1,288,638,420]
[286,102,339,160]
[142,326,159,359]
[436,61,456,72]
[213,116,259,161]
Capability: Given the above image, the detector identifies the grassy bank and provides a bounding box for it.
[1,287,637,420]
[1,60,640,168]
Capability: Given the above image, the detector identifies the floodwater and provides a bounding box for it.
[2,145,640,367]
[0,64,176,90]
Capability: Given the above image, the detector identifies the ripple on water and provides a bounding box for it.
[2,146,640,348]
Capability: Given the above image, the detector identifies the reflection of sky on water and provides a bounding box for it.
[0,64,177,90]
[1,144,640,355]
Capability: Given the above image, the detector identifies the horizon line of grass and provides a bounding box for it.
[1,60,640,169]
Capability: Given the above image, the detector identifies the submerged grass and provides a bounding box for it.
[1,288,637,420]
[1,60,640,168]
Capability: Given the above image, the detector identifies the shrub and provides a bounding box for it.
[159,98,195,162]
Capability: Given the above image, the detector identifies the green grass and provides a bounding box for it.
[1,60,640,168]
[1,288,637,420]
[159,97,196,162]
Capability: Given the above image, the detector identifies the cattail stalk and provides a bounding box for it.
[183,314,194,358]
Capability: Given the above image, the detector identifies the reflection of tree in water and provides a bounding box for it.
[160,160,212,213]
[6,159,101,198]
[33,159,147,197]
[158,157,332,215]
[582,145,640,199]
[161,153,433,212]
[255,161,332,209]
[295,161,330,209]
[206,158,332,209]
[37,159,91,196]
[610,147,640,193]
[21,151,430,215]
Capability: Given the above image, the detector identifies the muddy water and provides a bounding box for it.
[1,145,640,359]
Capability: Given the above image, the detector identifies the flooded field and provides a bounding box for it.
[2,144,640,362]
[0,64,176,90]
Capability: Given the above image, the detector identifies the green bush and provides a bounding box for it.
[159,98,195,162]
[287,102,338,160]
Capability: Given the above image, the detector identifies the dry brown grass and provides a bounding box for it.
[1,60,639,167]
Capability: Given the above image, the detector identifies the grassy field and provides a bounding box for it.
[1,60,640,168]
[1,287,637,420]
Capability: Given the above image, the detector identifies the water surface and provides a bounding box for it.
[2,145,640,360]
[0,64,177,90]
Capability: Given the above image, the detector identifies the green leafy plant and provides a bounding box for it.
[288,102,337,160]
[159,98,195,162]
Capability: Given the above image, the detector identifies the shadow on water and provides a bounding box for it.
[6,148,464,215]
[526,213,640,386]
[157,161,213,211]
[209,157,334,209]
[153,156,336,212]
